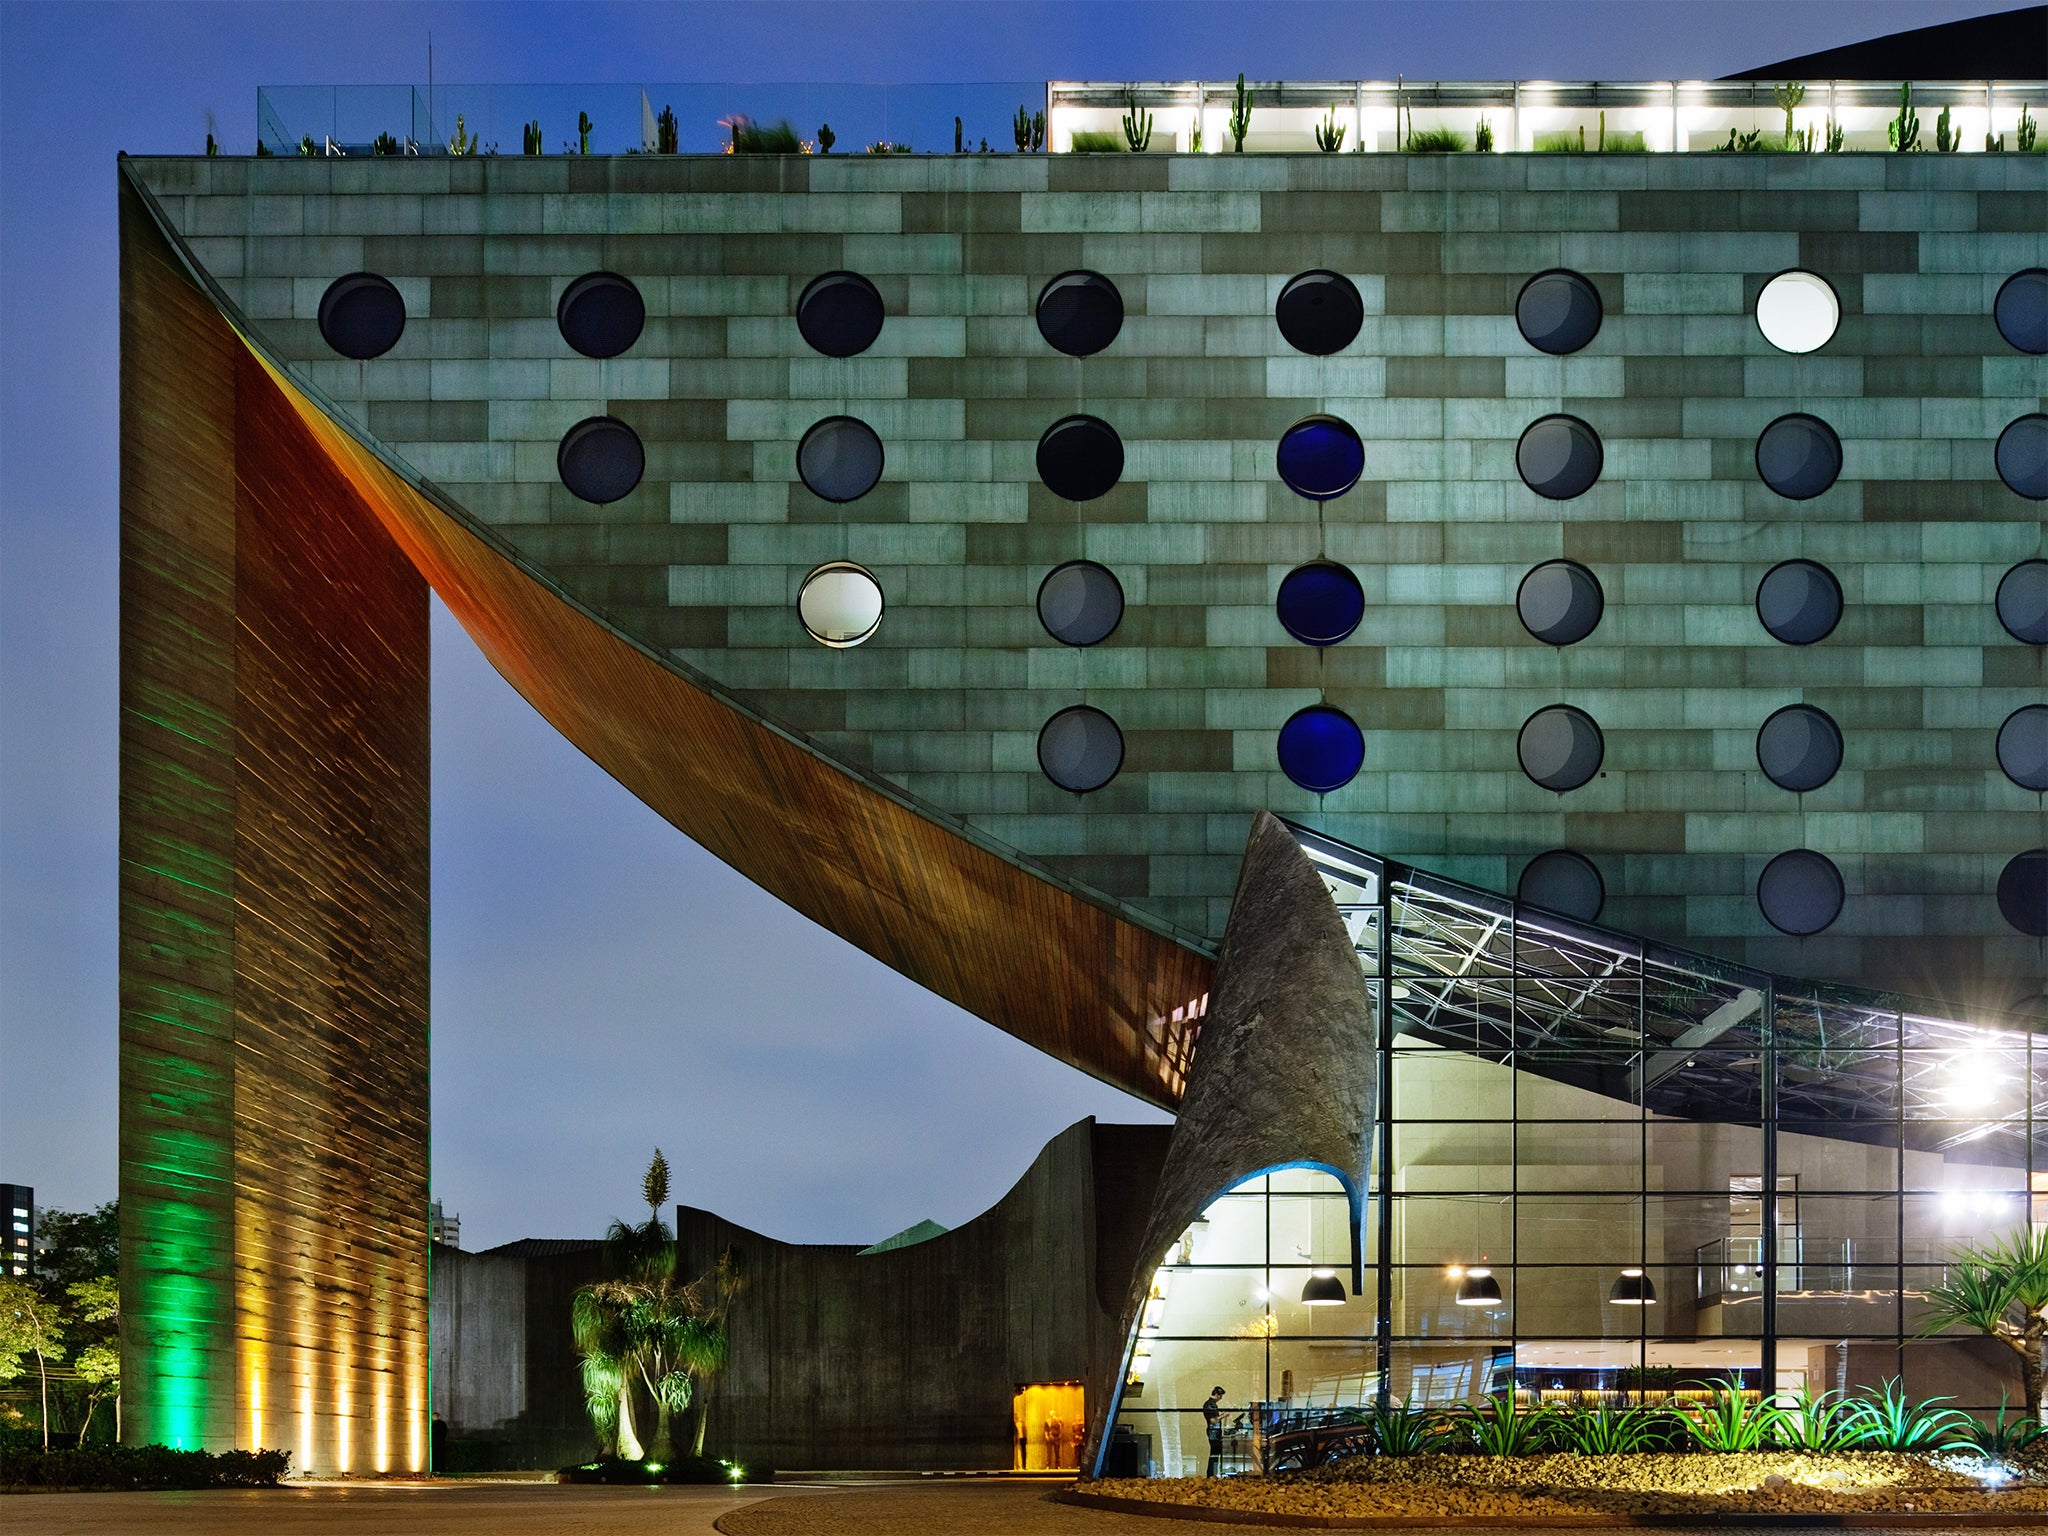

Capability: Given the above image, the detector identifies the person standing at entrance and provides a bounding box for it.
[1202,1386,1226,1476]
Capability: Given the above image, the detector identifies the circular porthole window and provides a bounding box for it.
[1999,705,2048,792]
[1275,270,1364,356]
[1276,415,1365,501]
[1758,849,1844,936]
[797,415,884,503]
[1518,705,1604,792]
[1755,270,1840,354]
[1757,704,1843,793]
[1995,414,2048,501]
[1276,561,1366,647]
[1517,849,1605,921]
[1515,269,1603,355]
[557,416,645,504]
[1999,849,2048,937]
[1516,415,1603,501]
[557,271,645,358]
[1036,271,1124,357]
[1038,706,1124,793]
[1756,560,1843,646]
[318,273,406,359]
[1037,561,1124,647]
[1994,268,2048,355]
[797,561,884,648]
[1997,560,2048,645]
[1516,560,1604,646]
[796,271,885,357]
[1755,413,1843,501]
[1277,706,1364,793]
[1036,415,1124,502]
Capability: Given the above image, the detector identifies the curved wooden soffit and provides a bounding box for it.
[142,233,1214,1111]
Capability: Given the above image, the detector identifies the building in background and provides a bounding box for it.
[116,10,2043,1470]
[428,1200,461,1250]
[1,1185,32,1279]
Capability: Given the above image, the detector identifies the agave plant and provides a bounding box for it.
[1951,1392,2048,1458]
[1452,1394,1555,1456]
[1770,1384,1867,1452]
[1674,1383,1783,1452]
[1550,1404,1664,1455]
[1355,1399,1454,1456]
[1844,1379,1974,1451]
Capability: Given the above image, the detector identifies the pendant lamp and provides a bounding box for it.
[1454,1265,1502,1306]
[1607,1267,1658,1305]
[1300,1270,1347,1306]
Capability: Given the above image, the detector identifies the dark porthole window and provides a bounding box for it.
[557,271,645,358]
[1515,269,1603,356]
[1757,704,1843,793]
[1996,414,2048,501]
[1517,849,1605,922]
[1999,849,2048,938]
[1277,706,1364,794]
[796,271,884,357]
[1755,413,1843,501]
[557,416,645,504]
[1275,270,1364,356]
[1999,705,2048,792]
[797,561,885,649]
[1038,705,1124,793]
[1518,705,1604,792]
[1516,560,1603,646]
[318,273,406,359]
[1756,559,1843,646]
[1758,849,1844,936]
[1998,560,2048,645]
[797,415,884,503]
[1036,271,1124,357]
[1036,415,1124,502]
[1516,415,1603,500]
[1276,415,1365,501]
[1995,268,2048,355]
[1037,561,1124,647]
[1276,561,1365,647]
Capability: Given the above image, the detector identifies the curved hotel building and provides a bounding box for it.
[117,62,2043,1471]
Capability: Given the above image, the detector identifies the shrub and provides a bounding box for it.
[1770,1385,1866,1452]
[1951,1394,2047,1458]
[0,1442,289,1491]
[1534,129,1585,153]
[1405,127,1468,153]
[1450,1395,1554,1456]
[1549,1404,1664,1455]
[1844,1379,1973,1451]
[557,1455,771,1485]
[728,118,804,155]
[1069,130,1123,153]
[1350,1400,1454,1456]
[1674,1384,1782,1452]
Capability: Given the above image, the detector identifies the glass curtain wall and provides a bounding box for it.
[1107,828,2042,1475]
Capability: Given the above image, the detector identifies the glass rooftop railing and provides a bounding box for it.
[256,79,2048,157]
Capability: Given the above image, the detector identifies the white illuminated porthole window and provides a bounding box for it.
[797,561,884,649]
[1755,270,1840,354]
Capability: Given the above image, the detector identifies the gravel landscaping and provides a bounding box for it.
[1085,1451,2048,1520]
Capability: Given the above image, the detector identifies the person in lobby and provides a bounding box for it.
[1203,1386,1227,1476]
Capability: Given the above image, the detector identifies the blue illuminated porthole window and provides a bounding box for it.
[1996,414,2048,501]
[1036,271,1124,357]
[1277,706,1364,793]
[1515,269,1603,356]
[318,273,406,359]
[557,271,645,358]
[1036,415,1125,502]
[2000,849,2048,938]
[1517,849,1605,921]
[1275,270,1364,356]
[1275,562,1365,646]
[796,271,884,357]
[1998,560,2048,645]
[1755,413,1843,501]
[1755,559,1843,646]
[1757,849,1844,936]
[1516,415,1603,500]
[557,416,645,504]
[1038,706,1124,793]
[1757,704,1843,793]
[1999,705,2048,792]
[797,415,884,503]
[1995,269,2048,355]
[1276,416,1364,501]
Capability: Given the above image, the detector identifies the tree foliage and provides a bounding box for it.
[1920,1227,2048,1421]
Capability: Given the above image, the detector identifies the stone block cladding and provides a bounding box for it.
[128,151,2047,1015]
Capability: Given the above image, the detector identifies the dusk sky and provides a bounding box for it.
[0,0,2017,1251]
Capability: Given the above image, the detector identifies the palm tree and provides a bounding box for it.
[572,1278,643,1459]
[1920,1227,2048,1421]
[682,1250,743,1457]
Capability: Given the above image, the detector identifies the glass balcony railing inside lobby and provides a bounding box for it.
[1107,827,2044,1479]
[255,79,2047,157]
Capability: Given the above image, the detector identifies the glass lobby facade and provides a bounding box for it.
[1109,827,2045,1477]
